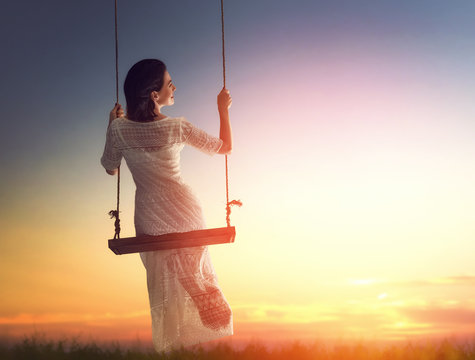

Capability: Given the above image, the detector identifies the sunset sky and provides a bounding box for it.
[1,0,474,346]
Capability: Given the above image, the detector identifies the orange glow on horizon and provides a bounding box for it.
[2,277,474,345]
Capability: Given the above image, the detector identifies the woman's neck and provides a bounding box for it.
[153,113,168,121]
[153,103,167,121]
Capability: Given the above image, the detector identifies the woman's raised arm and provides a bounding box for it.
[217,88,233,155]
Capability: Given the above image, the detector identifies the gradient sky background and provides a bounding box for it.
[1,0,474,346]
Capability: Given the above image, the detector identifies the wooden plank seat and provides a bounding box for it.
[109,226,236,255]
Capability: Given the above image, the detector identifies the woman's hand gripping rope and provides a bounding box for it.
[109,103,125,127]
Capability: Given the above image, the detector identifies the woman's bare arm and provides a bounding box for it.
[217,88,233,154]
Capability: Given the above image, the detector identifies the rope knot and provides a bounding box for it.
[109,210,121,239]
[225,199,242,227]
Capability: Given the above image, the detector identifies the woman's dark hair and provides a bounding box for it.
[124,59,167,122]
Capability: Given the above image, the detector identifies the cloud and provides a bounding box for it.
[0,311,153,344]
[0,311,149,325]
[232,304,343,323]
[402,307,475,325]
[444,276,475,284]
[348,275,475,288]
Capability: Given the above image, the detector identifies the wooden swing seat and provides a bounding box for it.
[109,226,235,255]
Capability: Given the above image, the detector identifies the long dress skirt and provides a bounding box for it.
[136,182,233,352]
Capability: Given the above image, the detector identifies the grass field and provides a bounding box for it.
[1,335,475,360]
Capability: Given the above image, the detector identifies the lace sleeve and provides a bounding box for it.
[181,118,223,155]
[101,124,122,170]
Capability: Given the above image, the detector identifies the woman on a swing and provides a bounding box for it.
[101,59,233,352]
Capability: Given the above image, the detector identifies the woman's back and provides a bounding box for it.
[102,116,223,193]
[101,116,223,236]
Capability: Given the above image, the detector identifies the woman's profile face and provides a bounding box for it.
[155,71,176,106]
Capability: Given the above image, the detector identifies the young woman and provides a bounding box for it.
[101,59,233,352]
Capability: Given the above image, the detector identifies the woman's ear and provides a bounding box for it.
[150,91,160,101]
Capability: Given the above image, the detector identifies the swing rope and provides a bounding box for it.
[220,0,226,89]
[109,0,241,240]
[221,0,242,227]
[114,0,119,105]
[109,0,121,240]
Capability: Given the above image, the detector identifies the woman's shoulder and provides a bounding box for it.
[113,116,188,126]
[108,116,128,129]
[108,116,181,131]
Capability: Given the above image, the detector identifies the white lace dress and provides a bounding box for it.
[101,117,233,352]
